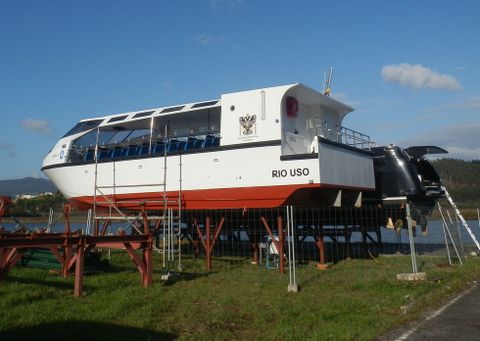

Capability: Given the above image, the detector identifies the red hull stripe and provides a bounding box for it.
[70,183,374,210]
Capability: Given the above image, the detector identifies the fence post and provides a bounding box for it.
[206,217,211,271]
[405,202,418,274]
[278,216,284,273]
[286,206,298,292]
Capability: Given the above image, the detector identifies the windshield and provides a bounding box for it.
[62,119,103,138]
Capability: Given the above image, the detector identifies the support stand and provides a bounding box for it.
[397,202,426,282]
[193,217,225,271]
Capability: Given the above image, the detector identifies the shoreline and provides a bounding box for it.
[2,207,479,223]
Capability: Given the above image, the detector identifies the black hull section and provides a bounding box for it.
[367,145,447,206]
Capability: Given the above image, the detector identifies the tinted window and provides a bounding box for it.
[62,119,103,138]
[133,110,155,118]
[155,107,221,137]
[108,115,128,123]
[191,101,218,109]
[161,106,184,113]
[127,129,151,141]
[74,130,117,147]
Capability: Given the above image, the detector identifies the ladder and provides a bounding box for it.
[442,186,480,252]
[91,124,184,270]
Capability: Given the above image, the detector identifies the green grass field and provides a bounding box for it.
[1,252,480,340]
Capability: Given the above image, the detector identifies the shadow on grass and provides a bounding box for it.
[5,275,76,291]
[0,320,176,340]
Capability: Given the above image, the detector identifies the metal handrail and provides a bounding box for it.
[337,126,375,150]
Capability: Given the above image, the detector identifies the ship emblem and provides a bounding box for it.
[239,114,257,136]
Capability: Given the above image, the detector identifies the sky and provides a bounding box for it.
[1,0,479,180]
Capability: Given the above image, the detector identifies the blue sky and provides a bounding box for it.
[1,0,479,179]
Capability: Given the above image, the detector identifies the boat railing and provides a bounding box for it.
[337,126,375,150]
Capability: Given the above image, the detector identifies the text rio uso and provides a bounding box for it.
[272,168,310,178]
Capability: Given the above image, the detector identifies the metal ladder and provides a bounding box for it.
[91,124,184,270]
[442,186,480,252]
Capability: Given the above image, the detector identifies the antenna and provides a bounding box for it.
[323,67,333,96]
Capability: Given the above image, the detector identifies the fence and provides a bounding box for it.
[3,202,476,290]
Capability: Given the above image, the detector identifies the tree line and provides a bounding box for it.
[6,193,66,217]
[432,158,480,207]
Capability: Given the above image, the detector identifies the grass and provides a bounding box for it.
[1,252,480,340]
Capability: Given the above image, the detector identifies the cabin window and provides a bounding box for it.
[68,106,222,163]
[73,130,117,147]
[62,119,103,138]
[110,129,133,143]
[108,115,128,123]
[127,129,151,141]
[155,108,221,137]
[161,106,185,114]
[133,110,155,118]
[191,101,218,109]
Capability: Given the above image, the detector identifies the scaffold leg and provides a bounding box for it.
[193,217,225,271]
[143,242,153,287]
[74,241,85,297]
[315,236,328,270]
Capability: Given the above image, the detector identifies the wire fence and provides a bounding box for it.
[3,202,478,289]
[161,204,474,285]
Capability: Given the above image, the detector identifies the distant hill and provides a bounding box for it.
[432,158,480,207]
[0,177,57,198]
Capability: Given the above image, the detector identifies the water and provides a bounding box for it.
[2,219,480,246]
[383,220,480,244]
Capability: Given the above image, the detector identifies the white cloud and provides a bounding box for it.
[190,33,225,46]
[209,0,243,10]
[21,118,53,137]
[381,63,461,91]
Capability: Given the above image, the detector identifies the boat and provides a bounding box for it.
[41,83,376,210]
[41,83,445,212]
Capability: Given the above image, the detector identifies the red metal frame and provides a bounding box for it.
[0,197,12,228]
[191,215,286,273]
[0,232,153,296]
[193,217,225,271]
[315,235,328,270]
[0,204,153,297]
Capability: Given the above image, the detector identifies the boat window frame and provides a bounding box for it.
[61,119,104,138]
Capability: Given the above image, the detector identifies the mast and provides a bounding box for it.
[323,67,333,96]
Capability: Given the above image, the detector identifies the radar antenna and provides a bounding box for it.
[323,67,333,96]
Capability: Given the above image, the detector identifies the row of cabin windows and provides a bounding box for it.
[70,134,221,163]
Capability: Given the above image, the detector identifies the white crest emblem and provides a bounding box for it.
[239,114,257,136]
